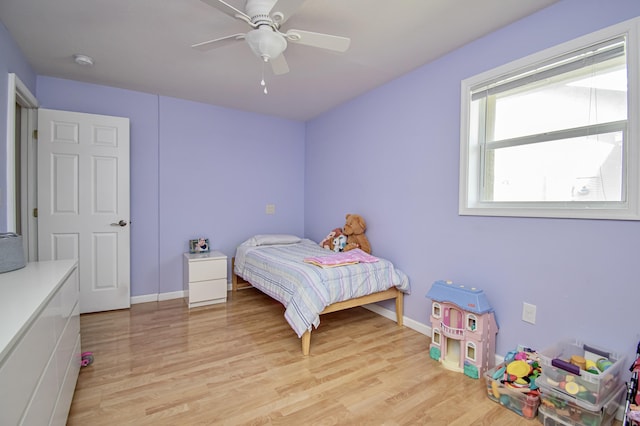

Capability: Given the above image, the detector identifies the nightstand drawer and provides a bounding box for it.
[189,279,227,302]
[189,258,226,282]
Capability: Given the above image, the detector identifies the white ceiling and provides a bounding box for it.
[0,0,559,121]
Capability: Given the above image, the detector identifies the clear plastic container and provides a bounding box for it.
[484,364,540,419]
[538,339,625,410]
[537,382,624,426]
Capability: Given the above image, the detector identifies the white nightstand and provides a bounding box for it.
[183,251,227,308]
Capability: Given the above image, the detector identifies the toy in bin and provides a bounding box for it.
[539,383,625,426]
[484,348,542,419]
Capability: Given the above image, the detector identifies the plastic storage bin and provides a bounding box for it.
[537,382,624,426]
[538,339,625,410]
[0,233,25,273]
[484,364,541,419]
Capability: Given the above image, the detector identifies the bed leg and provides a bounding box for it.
[301,330,311,356]
[395,292,404,327]
[232,271,238,292]
[231,257,238,291]
[231,257,252,291]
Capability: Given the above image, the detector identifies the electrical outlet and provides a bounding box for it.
[522,302,536,324]
[265,204,275,215]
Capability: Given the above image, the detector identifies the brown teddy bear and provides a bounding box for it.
[342,213,371,254]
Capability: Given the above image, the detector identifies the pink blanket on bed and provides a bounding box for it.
[303,249,379,268]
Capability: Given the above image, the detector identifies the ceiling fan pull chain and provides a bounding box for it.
[261,59,268,94]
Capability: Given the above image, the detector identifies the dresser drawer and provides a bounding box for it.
[0,307,56,425]
[51,333,81,426]
[189,258,226,282]
[190,279,227,302]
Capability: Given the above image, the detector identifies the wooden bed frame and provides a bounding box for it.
[231,257,404,355]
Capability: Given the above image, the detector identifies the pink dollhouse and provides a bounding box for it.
[426,280,498,379]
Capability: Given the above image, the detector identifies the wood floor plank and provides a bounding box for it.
[67,288,572,425]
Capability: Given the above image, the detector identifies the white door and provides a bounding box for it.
[38,108,130,313]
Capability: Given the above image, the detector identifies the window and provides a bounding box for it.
[460,19,640,220]
[466,342,477,361]
[432,329,441,345]
[432,302,441,319]
[467,314,477,331]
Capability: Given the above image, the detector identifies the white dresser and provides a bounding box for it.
[183,251,227,308]
[0,260,80,426]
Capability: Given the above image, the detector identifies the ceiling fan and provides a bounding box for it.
[192,0,351,76]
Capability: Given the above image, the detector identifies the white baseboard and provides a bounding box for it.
[158,291,184,301]
[363,303,431,336]
[131,281,232,305]
[130,294,160,304]
[130,291,184,304]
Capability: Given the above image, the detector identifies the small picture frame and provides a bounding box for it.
[189,237,210,253]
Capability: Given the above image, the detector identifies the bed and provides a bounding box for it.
[232,234,410,355]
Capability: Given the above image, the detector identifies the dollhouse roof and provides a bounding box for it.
[426,280,494,315]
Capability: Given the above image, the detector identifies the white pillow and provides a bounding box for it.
[243,234,301,246]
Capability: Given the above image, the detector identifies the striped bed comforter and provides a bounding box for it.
[234,238,410,338]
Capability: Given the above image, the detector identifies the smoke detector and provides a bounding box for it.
[73,54,94,66]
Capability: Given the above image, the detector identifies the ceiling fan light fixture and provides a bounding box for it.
[245,27,287,61]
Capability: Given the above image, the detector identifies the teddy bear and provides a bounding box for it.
[342,213,371,254]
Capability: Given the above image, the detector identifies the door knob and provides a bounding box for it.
[111,220,128,227]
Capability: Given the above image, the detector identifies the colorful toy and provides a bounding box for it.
[81,351,94,367]
[426,279,498,379]
[332,234,347,252]
[320,228,343,251]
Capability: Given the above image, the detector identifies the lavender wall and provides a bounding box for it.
[36,78,305,297]
[305,0,640,358]
[157,96,305,295]
[0,21,36,231]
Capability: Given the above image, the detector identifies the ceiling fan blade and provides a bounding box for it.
[286,30,351,52]
[200,0,252,23]
[270,53,290,75]
[192,33,246,51]
[270,0,308,26]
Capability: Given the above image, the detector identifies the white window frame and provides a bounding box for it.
[432,328,441,346]
[466,314,477,332]
[432,302,441,319]
[459,18,640,220]
[466,342,477,362]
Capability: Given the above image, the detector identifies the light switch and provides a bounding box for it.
[522,302,536,324]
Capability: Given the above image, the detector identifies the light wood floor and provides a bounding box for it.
[68,288,546,425]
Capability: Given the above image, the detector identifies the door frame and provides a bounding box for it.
[5,73,39,260]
